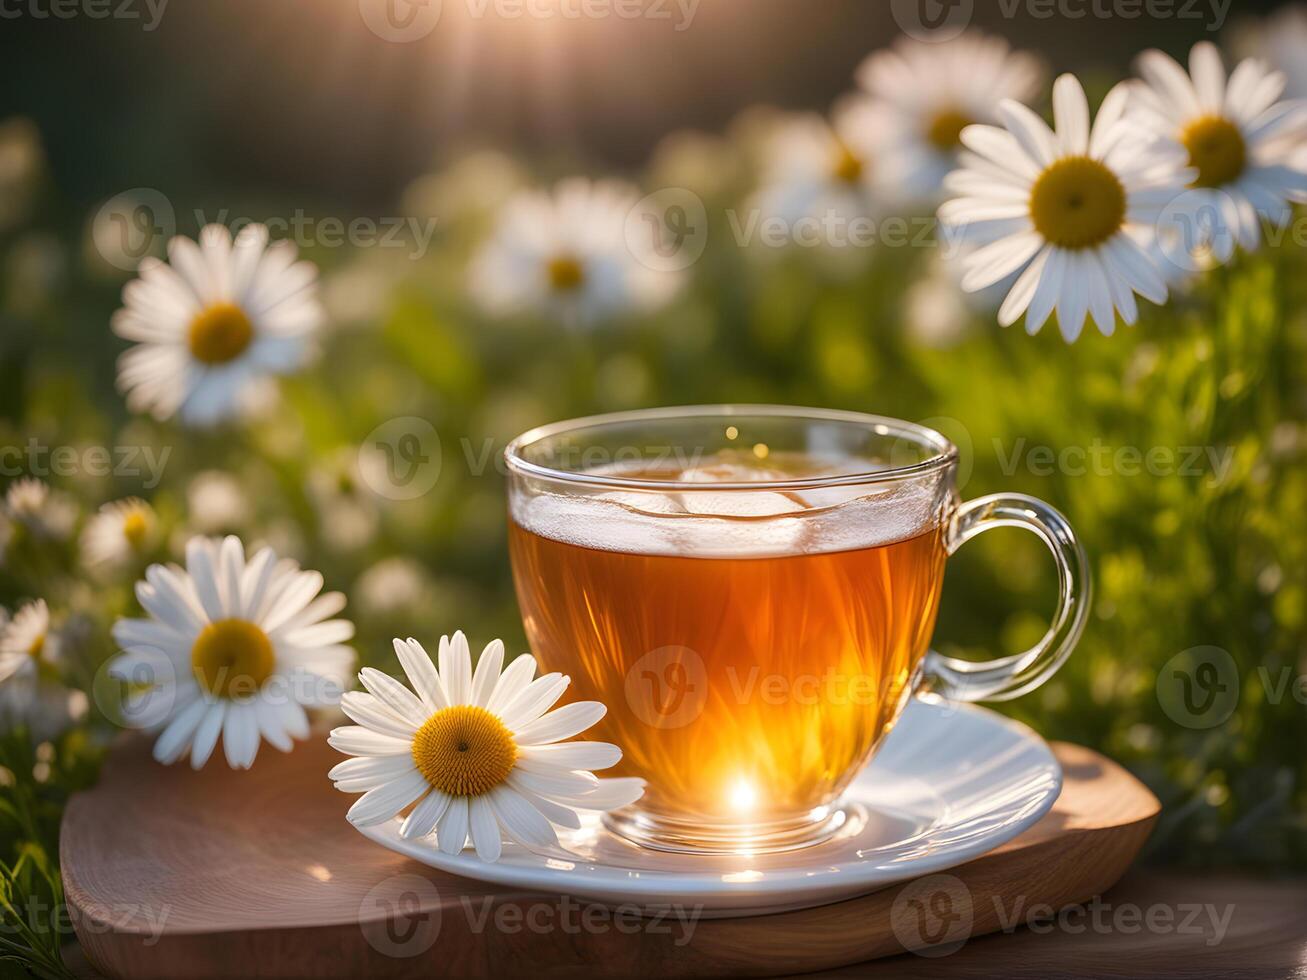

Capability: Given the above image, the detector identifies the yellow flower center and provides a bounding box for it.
[830,142,864,184]
[191,618,275,698]
[1181,115,1246,188]
[122,510,150,549]
[28,634,44,660]
[546,255,585,293]
[925,108,973,152]
[188,302,254,365]
[1029,156,1127,250]
[411,704,517,798]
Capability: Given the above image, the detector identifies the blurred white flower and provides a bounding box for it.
[904,255,977,348]
[307,451,380,553]
[940,75,1192,341]
[0,600,58,685]
[112,224,323,427]
[110,535,356,769]
[0,603,86,739]
[355,557,431,616]
[852,30,1044,205]
[0,118,42,233]
[403,149,526,227]
[1232,4,1307,101]
[1131,42,1307,266]
[747,108,885,237]
[186,470,250,533]
[80,498,159,575]
[4,477,77,540]
[469,178,681,326]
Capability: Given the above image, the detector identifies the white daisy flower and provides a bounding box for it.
[80,497,159,574]
[1232,5,1307,102]
[4,477,77,540]
[852,30,1044,204]
[747,108,884,244]
[109,535,356,770]
[112,224,323,427]
[186,470,251,534]
[0,600,57,685]
[329,631,644,863]
[355,558,431,617]
[1131,41,1307,267]
[940,74,1193,342]
[0,603,86,739]
[469,178,680,326]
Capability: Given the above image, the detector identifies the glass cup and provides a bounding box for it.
[505,406,1089,854]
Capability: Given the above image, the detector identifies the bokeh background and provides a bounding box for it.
[2,1,1307,973]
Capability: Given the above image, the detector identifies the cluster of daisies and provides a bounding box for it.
[3,486,638,859]
[94,26,1307,434]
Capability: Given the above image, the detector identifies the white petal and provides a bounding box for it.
[961,232,1043,291]
[468,796,502,862]
[997,245,1051,326]
[501,783,582,830]
[997,98,1058,169]
[152,696,208,765]
[513,701,606,746]
[346,769,430,827]
[330,754,419,792]
[516,741,622,772]
[437,796,470,855]
[499,674,570,731]
[438,632,472,705]
[1052,74,1090,155]
[395,638,447,713]
[328,725,414,757]
[1025,246,1067,334]
[190,701,226,770]
[222,700,261,770]
[1189,42,1226,113]
[470,639,505,709]
[255,696,294,752]
[568,777,646,811]
[401,788,453,840]
[508,767,599,798]
[484,654,538,716]
[489,786,561,848]
[340,691,418,739]
[358,668,429,728]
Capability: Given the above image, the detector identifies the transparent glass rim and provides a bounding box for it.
[503,404,959,492]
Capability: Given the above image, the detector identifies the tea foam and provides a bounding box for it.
[510,457,948,558]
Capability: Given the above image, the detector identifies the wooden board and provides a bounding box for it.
[63,734,1159,979]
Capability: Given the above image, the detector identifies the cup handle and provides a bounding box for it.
[922,493,1091,703]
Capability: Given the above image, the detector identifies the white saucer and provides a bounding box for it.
[357,699,1061,917]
